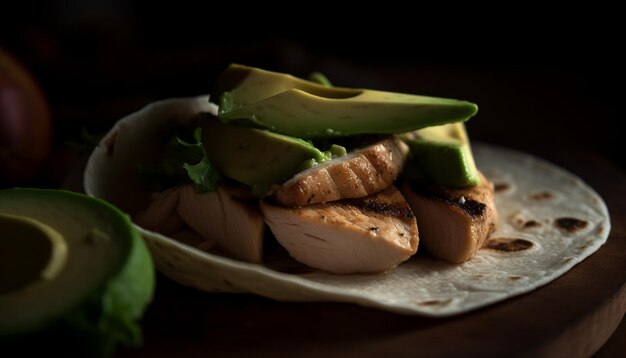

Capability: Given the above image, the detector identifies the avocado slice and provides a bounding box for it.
[212,64,478,138]
[200,116,337,195]
[401,123,480,187]
[0,188,154,355]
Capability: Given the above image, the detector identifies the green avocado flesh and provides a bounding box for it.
[0,214,68,295]
[200,116,334,194]
[0,188,154,354]
[213,64,478,138]
[401,123,479,187]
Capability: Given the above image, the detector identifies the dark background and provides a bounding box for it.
[1,3,625,356]
[1,2,624,183]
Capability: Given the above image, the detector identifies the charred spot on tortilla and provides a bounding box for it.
[417,299,452,307]
[555,217,588,232]
[523,220,542,229]
[509,275,523,281]
[104,130,119,157]
[494,183,510,192]
[530,191,553,201]
[508,212,542,230]
[511,214,525,227]
[484,238,534,252]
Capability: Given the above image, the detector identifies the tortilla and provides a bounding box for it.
[84,96,611,316]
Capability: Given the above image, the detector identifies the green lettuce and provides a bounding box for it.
[177,128,221,193]
[140,126,221,193]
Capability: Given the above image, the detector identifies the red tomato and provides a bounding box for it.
[0,49,52,183]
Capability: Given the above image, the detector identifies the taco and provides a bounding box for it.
[84,67,610,316]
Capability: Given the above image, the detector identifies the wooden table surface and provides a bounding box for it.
[111,145,625,358]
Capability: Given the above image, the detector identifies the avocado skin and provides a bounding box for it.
[200,116,330,194]
[401,123,479,187]
[0,189,154,356]
[212,64,478,138]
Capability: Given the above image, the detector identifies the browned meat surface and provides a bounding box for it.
[401,172,498,263]
[177,184,265,263]
[273,136,409,206]
[136,184,264,263]
[134,187,185,236]
[261,186,419,274]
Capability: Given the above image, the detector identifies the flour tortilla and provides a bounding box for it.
[84,96,611,317]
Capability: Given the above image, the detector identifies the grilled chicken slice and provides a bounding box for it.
[401,172,498,263]
[134,187,185,236]
[177,184,264,263]
[261,186,419,274]
[274,136,409,206]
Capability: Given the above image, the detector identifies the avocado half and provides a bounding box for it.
[0,188,154,355]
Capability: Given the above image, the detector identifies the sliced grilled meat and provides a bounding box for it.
[177,184,265,263]
[134,187,185,236]
[401,172,498,263]
[261,186,419,274]
[274,136,409,206]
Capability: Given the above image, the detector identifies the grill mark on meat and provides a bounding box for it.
[454,199,486,218]
[260,186,418,274]
[304,233,328,242]
[274,136,408,206]
[402,171,498,264]
[410,182,486,218]
[343,198,415,220]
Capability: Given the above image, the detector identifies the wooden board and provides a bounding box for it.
[115,146,626,358]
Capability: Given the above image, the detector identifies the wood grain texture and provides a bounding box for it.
[114,146,625,358]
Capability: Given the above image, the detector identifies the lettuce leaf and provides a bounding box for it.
[139,126,221,193]
[178,128,221,193]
